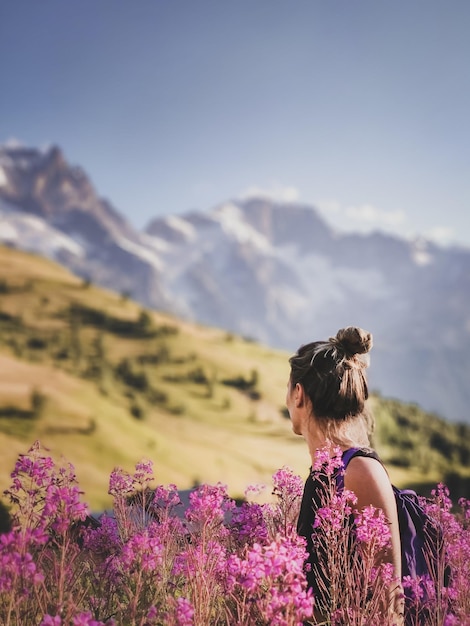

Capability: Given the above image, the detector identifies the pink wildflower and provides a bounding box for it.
[230,501,269,544]
[312,442,344,474]
[72,612,106,626]
[43,482,88,533]
[40,616,62,626]
[108,468,134,497]
[272,466,304,500]
[133,459,154,487]
[403,575,426,601]
[146,605,159,622]
[227,534,313,624]
[185,482,234,527]
[355,504,391,549]
[153,483,181,507]
[118,527,164,573]
[174,597,194,626]
[313,491,356,532]
[0,530,45,594]
[244,482,267,498]
[4,441,87,534]
[83,514,120,555]
[371,561,396,586]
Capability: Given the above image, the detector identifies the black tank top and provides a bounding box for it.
[296,447,381,598]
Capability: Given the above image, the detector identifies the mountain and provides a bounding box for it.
[1,144,470,424]
[0,145,170,310]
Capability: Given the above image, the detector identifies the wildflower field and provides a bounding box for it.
[1,441,470,626]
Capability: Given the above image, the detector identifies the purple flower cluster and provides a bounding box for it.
[6,440,88,534]
[227,535,313,626]
[1,440,470,625]
[0,529,45,595]
[400,485,470,625]
[354,504,391,549]
[311,443,344,473]
[185,482,235,527]
[270,466,305,537]
[231,500,269,544]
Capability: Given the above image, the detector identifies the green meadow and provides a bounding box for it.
[0,244,469,512]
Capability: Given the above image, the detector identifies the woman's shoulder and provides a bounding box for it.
[344,450,392,500]
[344,450,398,530]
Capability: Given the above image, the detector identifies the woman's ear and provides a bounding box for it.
[295,382,305,408]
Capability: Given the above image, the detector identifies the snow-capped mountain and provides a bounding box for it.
[0,145,171,309]
[1,144,470,424]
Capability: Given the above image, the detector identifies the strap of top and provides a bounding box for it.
[337,447,381,490]
[342,447,363,467]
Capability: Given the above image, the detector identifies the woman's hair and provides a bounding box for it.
[289,326,373,425]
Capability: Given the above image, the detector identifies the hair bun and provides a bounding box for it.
[335,326,373,356]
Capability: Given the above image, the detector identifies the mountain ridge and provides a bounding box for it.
[1,144,469,423]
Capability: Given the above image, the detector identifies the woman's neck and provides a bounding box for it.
[303,423,332,466]
[304,416,370,466]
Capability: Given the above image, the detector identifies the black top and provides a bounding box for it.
[296,447,381,600]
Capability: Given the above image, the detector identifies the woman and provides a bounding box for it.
[286,326,404,624]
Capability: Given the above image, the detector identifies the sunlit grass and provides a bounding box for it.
[0,244,469,514]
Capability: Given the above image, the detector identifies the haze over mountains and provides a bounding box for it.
[1,144,469,424]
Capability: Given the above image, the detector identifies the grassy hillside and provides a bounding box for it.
[0,244,469,513]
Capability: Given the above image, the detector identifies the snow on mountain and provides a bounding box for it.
[1,143,470,424]
[210,202,272,252]
[146,199,470,424]
[113,234,164,273]
[0,200,84,259]
[164,215,197,241]
[0,144,170,309]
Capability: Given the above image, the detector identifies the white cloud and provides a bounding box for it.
[239,185,301,204]
[344,204,406,227]
[314,199,342,215]
[315,199,408,237]
[1,138,52,154]
[3,137,25,148]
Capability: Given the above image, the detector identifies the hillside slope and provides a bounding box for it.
[0,245,469,511]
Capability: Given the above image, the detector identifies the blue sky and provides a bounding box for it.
[1,1,469,246]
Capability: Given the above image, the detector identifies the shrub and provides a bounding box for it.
[30,387,47,418]
[221,369,261,400]
[115,359,149,391]
[0,310,16,323]
[186,366,209,385]
[136,346,170,365]
[27,336,48,351]
[129,401,145,421]
[168,403,186,416]
[146,386,168,405]
[66,304,160,339]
